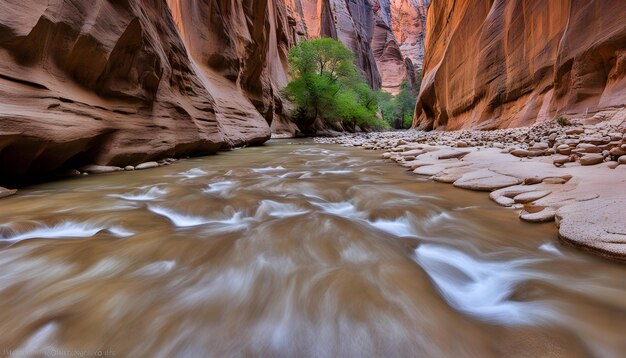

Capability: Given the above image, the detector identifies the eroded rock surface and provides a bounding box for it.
[557,198,626,261]
[414,0,626,130]
[0,0,299,184]
[317,118,626,261]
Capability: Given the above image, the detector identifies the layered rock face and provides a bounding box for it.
[390,0,429,70]
[371,0,411,94]
[287,0,382,88]
[0,0,298,184]
[166,0,300,138]
[287,0,429,94]
[377,0,430,93]
[414,0,626,130]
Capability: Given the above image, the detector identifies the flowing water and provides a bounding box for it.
[0,140,624,357]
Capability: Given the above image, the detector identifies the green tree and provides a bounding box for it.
[375,81,418,129]
[394,81,417,129]
[375,91,394,124]
[414,69,423,94]
[284,38,385,133]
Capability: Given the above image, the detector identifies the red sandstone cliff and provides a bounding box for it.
[414,0,626,130]
[390,0,429,71]
[0,0,299,183]
[376,0,430,93]
[166,0,300,139]
[287,0,429,94]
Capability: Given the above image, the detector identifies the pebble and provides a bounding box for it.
[565,127,584,135]
[511,149,530,158]
[438,151,469,160]
[556,144,572,155]
[580,136,610,145]
[542,177,568,184]
[552,155,572,165]
[579,153,605,166]
[609,147,626,156]
[530,142,549,150]
[79,165,123,174]
[576,143,601,153]
[135,161,160,170]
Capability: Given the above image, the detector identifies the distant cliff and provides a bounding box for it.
[414,0,626,130]
[287,0,429,94]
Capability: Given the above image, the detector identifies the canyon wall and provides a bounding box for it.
[390,0,429,71]
[414,0,626,130]
[288,0,429,94]
[0,0,298,183]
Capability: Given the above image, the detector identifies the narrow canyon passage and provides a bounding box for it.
[0,141,624,357]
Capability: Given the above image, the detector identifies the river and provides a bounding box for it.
[0,140,624,357]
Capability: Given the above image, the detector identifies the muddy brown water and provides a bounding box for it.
[0,140,624,357]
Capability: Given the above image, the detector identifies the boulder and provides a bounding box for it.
[557,198,626,260]
[453,169,522,191]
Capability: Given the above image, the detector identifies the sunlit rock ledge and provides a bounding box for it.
[317,118,626,261]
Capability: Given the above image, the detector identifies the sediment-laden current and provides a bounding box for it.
[0,140,624,357]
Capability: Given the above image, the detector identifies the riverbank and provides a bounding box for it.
[316,119,626,262]
[0,158,184,199]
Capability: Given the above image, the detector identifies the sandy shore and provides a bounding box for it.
[316,119,626,262]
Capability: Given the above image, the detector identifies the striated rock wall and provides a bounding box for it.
[390,0,429,72]
[287,0,429,94]
[166,0,300,139]
[0,0,299,183]
[287,0,382,89]
[374,0,430,93]
[414,0,626,130]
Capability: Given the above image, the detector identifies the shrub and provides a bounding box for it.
[555,116,570,126]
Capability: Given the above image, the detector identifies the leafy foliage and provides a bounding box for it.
[555,115,570,126]
[376,81,418,129]
[284,38,386,133]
